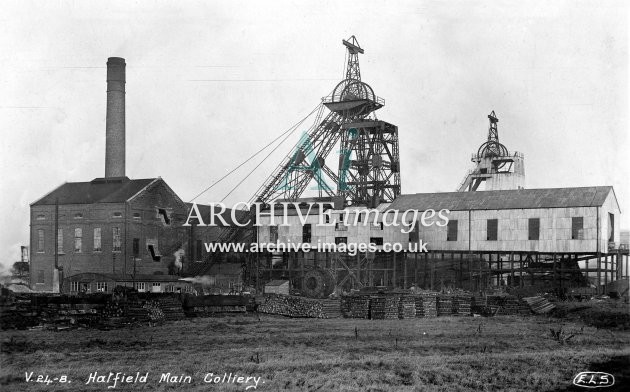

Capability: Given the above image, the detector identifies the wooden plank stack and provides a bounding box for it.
[369,295,399,320]
[437,295,454,316]
[320,299,342,318]
[522,296,555,314]
[189,305,247,315]
[398,295,416,319]
[156,297,186,321]
[414,293,438,318]
[183,294,250,316]
[257,294,325,318]
[452,296,472,316]
[473,295,531,316]
[341,295,370,319]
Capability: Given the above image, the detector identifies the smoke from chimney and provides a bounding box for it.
[105,57,126,178]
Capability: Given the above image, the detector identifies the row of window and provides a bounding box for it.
[36,227,121,253]
[67,281,192,293]
[36,212,125,220]
[35,209,172,225]
[333,237,384,246]
[267,221,385,244]
[288,217,586,244]
[444,217,585,242]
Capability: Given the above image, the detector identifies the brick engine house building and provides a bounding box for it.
[29,57,224,292]
[30,177,190,292]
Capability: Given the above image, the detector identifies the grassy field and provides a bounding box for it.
[1,313,630,392]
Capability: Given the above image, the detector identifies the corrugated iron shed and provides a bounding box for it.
[389,186,616,212]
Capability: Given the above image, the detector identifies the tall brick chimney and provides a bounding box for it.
[105,57,126,178]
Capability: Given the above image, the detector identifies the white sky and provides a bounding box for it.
[0,0,628,271]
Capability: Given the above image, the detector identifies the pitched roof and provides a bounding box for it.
[65,272,186,282]
[32,177,157,206]
[265,280,289,286]
[388,186,615,212]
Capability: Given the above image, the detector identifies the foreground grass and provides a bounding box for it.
[1,314,629,391]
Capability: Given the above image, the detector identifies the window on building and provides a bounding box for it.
[57,228,63,253]
[147,240,162,261]
[356,212,362,223]
[96,282,108,292]
[335,222,348,231]
[93,228,102,252]
[572,217,584,240]
[487,219,498,241]
[74,228,82,252]
[112,212,123,218]
[133,212,141,219]
[135,282,146,292]
[609,213,614,242]
[112,227,121,252]
[372,221,384,230]
[447,220,458,241]
[133,238,140,257]
[302,223,311,243]
[157,208,171,225]
[335,237,347,245]
[409,221,419,243]
[528,218,540,241]
[325,214,330,224]
[269,226,278,243]
[37,270,44,284]
[74,213,83,219]
[37,229,45,253]
[196,239,203,261]
[36,214,45,220]
[370,237,384,246]
[70,281,79,292]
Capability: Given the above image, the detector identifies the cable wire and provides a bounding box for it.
[219,105,323,203]
[188,104,322,203]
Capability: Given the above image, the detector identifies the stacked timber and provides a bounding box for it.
[0,298,41,330]
[157,297,186,321]
[191,305,247,315]
[452,296,472,316]
[522,296,555,314]
[341,295,369,319]
[257,294,324,318]
[320,299,342,319]
[0,294,111,330]
[183,294,249,316]
[414,293,438,318]
[369,295,399,319]
[398,295,416,319]
[474,295,531,316]
[341,295,370,319]
[103,302,125,318]
[143,300,165,322]
[125,302,152,323]
[437,295,454,316]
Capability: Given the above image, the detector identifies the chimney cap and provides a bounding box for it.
[107,57,126,64]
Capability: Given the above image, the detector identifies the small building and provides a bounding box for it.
[62,272,194,294]
[264,280,290,295]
